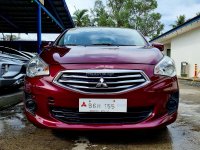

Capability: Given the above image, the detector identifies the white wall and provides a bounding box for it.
[171,27,200,78]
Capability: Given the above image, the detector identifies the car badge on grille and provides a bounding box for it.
[96,77,108,88]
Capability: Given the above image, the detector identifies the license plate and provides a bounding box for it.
[79,99,127,112]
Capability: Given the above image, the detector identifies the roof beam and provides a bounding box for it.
[61,0,75,27]
[34,0,65,30]
[0,13,27,33]
[46,0,65,28]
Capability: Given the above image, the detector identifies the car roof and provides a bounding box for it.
[68,27,137,32]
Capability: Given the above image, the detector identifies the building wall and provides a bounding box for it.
[171,28,200,78]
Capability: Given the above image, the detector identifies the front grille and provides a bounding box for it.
[50,107,153,124]
[53,70,150,94]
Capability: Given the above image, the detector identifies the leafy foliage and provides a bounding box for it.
[171,15,186,28]
[91,0,115,26]
[72,0,164,39]
[196,12,200,16]
[73,9,90,27]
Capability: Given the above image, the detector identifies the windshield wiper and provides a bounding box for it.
[87,43,119,46]
[86,44,138,46]
[59,44,83,46]
[117,45,137,46]
[65,44,80,46]
[61,44,137,46]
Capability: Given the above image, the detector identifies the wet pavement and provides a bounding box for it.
[0,80,200,150]
[0,88,23,111]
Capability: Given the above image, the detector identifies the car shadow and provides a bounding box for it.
[52,128,173,147]
[0,87,23,96]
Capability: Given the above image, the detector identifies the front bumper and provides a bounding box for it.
[24,64,179,130]
[0,74,25,88]
[25,111,177,130]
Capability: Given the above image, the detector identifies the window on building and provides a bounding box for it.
[167,49,171,57]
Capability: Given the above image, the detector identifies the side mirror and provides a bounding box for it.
[42,41,53,48]
[47,42,53,46]
[151,43,164,51]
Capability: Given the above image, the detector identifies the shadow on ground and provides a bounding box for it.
[52,128,172,147]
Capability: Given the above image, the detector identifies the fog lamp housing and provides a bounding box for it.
[167,92,179,114]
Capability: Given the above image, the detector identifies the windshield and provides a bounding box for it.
[57,28,147,46]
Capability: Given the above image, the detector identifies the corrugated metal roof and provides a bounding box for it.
[0,0,74,33]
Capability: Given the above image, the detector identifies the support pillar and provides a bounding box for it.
[37,4,42,54]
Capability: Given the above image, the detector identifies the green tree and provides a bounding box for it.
[107,0,131,27]
[91,0,164,39]
[196,12,200,16]
[171,15,186,28]
[91,0,115,26]
[128,0,164,38]
[73,9,90,27]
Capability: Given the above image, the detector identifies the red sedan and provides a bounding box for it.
[24,27,179,130]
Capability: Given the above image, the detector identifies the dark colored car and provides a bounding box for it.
[0,46,34,88]
[0,46,35,110]
[24,27,179,130]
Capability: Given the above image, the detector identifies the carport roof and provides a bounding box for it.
[0,0,74,33]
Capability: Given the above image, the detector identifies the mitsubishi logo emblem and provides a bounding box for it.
[96,77,108,88]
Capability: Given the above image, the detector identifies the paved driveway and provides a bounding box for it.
[0,80,199,150]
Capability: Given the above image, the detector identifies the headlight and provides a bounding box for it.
[26,56,49,77]
[154,56,176,77]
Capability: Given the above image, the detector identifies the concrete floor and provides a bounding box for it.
[0,88,23,111]
[0,80,199,150]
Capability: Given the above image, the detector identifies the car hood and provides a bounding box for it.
[40,46,163,65]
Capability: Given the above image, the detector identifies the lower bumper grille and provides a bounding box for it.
[50,107,153,124]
